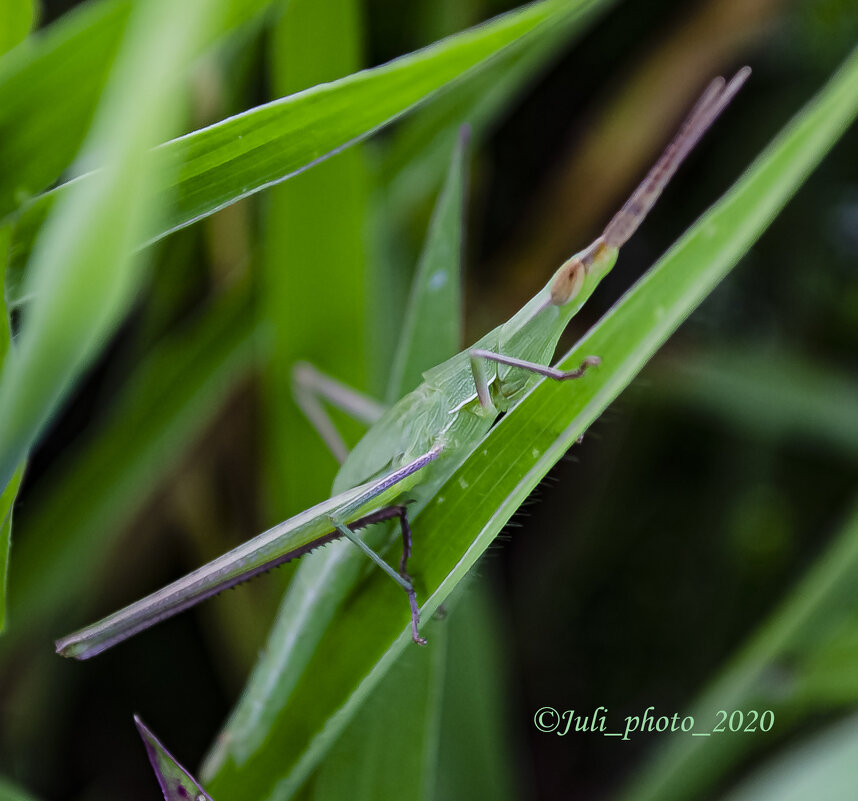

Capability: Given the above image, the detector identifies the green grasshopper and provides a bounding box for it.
[57,68,749,660]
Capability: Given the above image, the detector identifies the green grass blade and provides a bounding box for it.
[647,347,858,458]
[135,716,214,801]
[618,497,858,801]
[381,0,613,214]
[0,468,21,634]
[0,0,35,57]
[0,0,278,222]
[3,286,258,652]
[310,620,448,801]
[432,582,518,801]
[202,44,858,801]
[259,0,371,523]
[153,0,583,246]
[789,615,858,708]
[717,712,858,801]
[0,228,10,368]
[0,776,40,801]
[0,226,22,631]
[0,0,232,492]
[306,133,470,801]
[386,127,468,402]
[202,132,471,795]
[6,0,598,303]
[0,0,130,219]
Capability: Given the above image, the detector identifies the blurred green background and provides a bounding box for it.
[0,0,856,799]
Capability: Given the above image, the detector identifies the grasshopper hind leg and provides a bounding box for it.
[394,505,427,646]
[330,504,427,645]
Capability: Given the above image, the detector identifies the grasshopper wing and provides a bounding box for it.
[56,447,440,660]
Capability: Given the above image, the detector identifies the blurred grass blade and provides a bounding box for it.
[311,620,448,801]
[433,583,518,801]
[0,225,21,632]
[373,0,612,340]
[0,0,130,218]
[203,44,858,801]
[0,0,231,491]
[717,713,858,801]
[308,132,470,800]
[381,0,613,214]
[6,0,603,303]
[646,347,858,458]
[0,0,35,57]
[135,716,214,801]
[3,286,258,651]
[619,496,858,801]
[0,776,40,801]
[147,0,584,246]
[0,228,10,366]
[0,0,277,222]
[260,0,371,524]
[0,468,21,633]
[789,613,858,707]
[386,127,468,402]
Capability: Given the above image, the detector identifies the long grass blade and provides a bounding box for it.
[717,711,858,801]
[5,0,607,305]
[0,225,20,632]
[201,44,858,801]
[0,0,236,491]
[307,131,470,801]
[0,0,277,222]
[259,0,371,524]
[618,497,858,801]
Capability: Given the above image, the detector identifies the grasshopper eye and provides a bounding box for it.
[550,258,585,306]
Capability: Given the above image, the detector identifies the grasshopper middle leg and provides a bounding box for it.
[292,361,388,463]
[469,348,601,408]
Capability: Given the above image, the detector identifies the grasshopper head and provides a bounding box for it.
[549,237,618,307]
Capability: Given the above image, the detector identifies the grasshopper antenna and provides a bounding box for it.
[603,66,751,249]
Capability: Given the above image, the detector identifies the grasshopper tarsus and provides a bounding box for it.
[408,588,427,646]
[553,354,601,380]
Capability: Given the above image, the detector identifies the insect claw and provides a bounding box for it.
[404,580,425,644]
